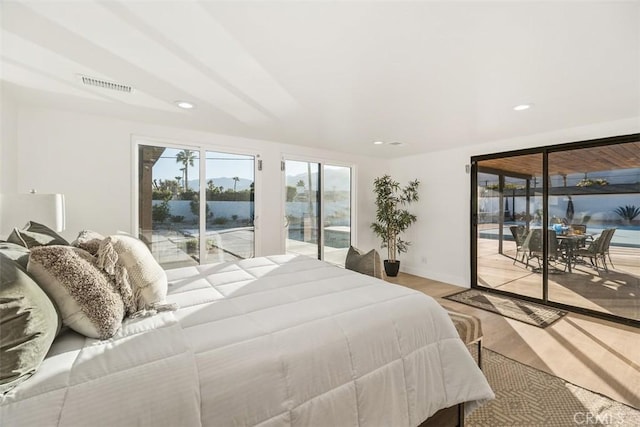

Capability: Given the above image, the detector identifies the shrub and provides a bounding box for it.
[178,190,198,201]
[185,239,198,253]
[213,217,228,225]
[152,189,173,201]
[152,201,170,223]
[170,215,184,223]
[576,178,608,187]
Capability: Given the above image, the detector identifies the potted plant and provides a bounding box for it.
[370,175,420,277]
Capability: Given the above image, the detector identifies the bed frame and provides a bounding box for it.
[419,403,465,427]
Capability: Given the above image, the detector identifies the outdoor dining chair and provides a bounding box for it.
[522,229,566,273]
[509,225,528,264]
[575,228,616,273]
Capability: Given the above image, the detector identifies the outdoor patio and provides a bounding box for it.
[478,236,640,321]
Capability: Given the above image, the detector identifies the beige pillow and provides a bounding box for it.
[27,246,124,339]
[71,229,105,256]
[345,246,384,279]
[97,235,169,315]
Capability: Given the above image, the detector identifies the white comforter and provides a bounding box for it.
[1,255,493,426]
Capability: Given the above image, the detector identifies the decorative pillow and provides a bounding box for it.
[7,221,69,249]
[0,242,31,270]
[345,246,383,279]
[71,230,105,256]
[97,235,171,316]
[0,254,61,394]
[27,246,124,339]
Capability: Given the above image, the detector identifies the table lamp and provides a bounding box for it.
[0,191,66,238]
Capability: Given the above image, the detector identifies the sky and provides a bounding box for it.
[152,148,254,183]
[148,147,350,189]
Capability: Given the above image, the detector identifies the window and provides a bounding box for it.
[471,135,640,325]
[137,142,256,268]
[283,159,353,266]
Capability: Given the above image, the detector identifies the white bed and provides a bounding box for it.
[1,255,493,426]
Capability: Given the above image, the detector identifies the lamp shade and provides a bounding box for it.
[0,193,66,237]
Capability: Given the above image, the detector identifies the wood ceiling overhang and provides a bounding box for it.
[477,141,640,178]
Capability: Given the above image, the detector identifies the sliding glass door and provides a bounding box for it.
[204,151,255,263]
[546,143,640,320]
[475,155,543,300]
[138,143,256,268]
[284,160,320,259]
[283,159,352,266]
[472,135,640,325]
[323,165,352,265]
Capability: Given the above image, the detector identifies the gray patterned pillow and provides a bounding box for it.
[345,246,383,279]
[7,221,69,249]
[27,246,124,339]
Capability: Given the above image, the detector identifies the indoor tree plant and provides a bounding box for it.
[371,175,420,277]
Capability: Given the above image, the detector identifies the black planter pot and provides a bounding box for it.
[384,260,400,277]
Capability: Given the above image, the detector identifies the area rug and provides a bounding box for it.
[467,348,640,426]
[444,289,566,328]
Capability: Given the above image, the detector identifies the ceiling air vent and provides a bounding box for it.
[79,75,132,93]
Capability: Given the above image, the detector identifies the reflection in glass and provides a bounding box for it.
[204,151,255,264]
[547,143,639,320]
[283,161,352,266]
[285,160,320,259]
[474,140,639,322]
[323,165,351,266]
[476,154,543,300]
[138,145,200,268]
[139,146,257,268]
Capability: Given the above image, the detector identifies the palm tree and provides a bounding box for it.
[232,176,240,192]
[175,150,195,191]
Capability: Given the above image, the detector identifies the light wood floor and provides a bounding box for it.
[386,273,640,410]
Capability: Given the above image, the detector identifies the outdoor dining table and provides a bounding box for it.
[556,233,593,272]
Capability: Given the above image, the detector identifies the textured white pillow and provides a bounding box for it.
[71,229,105,255]
[27,246,124,339]
[97,235,169,315]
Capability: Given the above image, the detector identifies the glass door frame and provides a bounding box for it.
[471,133,640,327]
[281,154,357,262]
[132,136,262,264]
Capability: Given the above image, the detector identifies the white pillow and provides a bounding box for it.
[71,229,105,255]
[96,235,170,315]
[27,246,124,339]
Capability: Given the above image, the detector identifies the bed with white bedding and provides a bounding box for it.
[1,254,493,426]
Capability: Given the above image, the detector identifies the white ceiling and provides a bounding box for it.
[1,1,638,158]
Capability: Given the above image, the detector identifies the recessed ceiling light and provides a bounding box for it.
[373,141,385,145]
[175,101,195,109]
[388,141,405,147]
[513,104,532,111]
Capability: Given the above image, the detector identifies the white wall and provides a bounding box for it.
[10,106,387,256]
[390,118,640,287]
[0,90,19,234]
[0,91,18,193]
